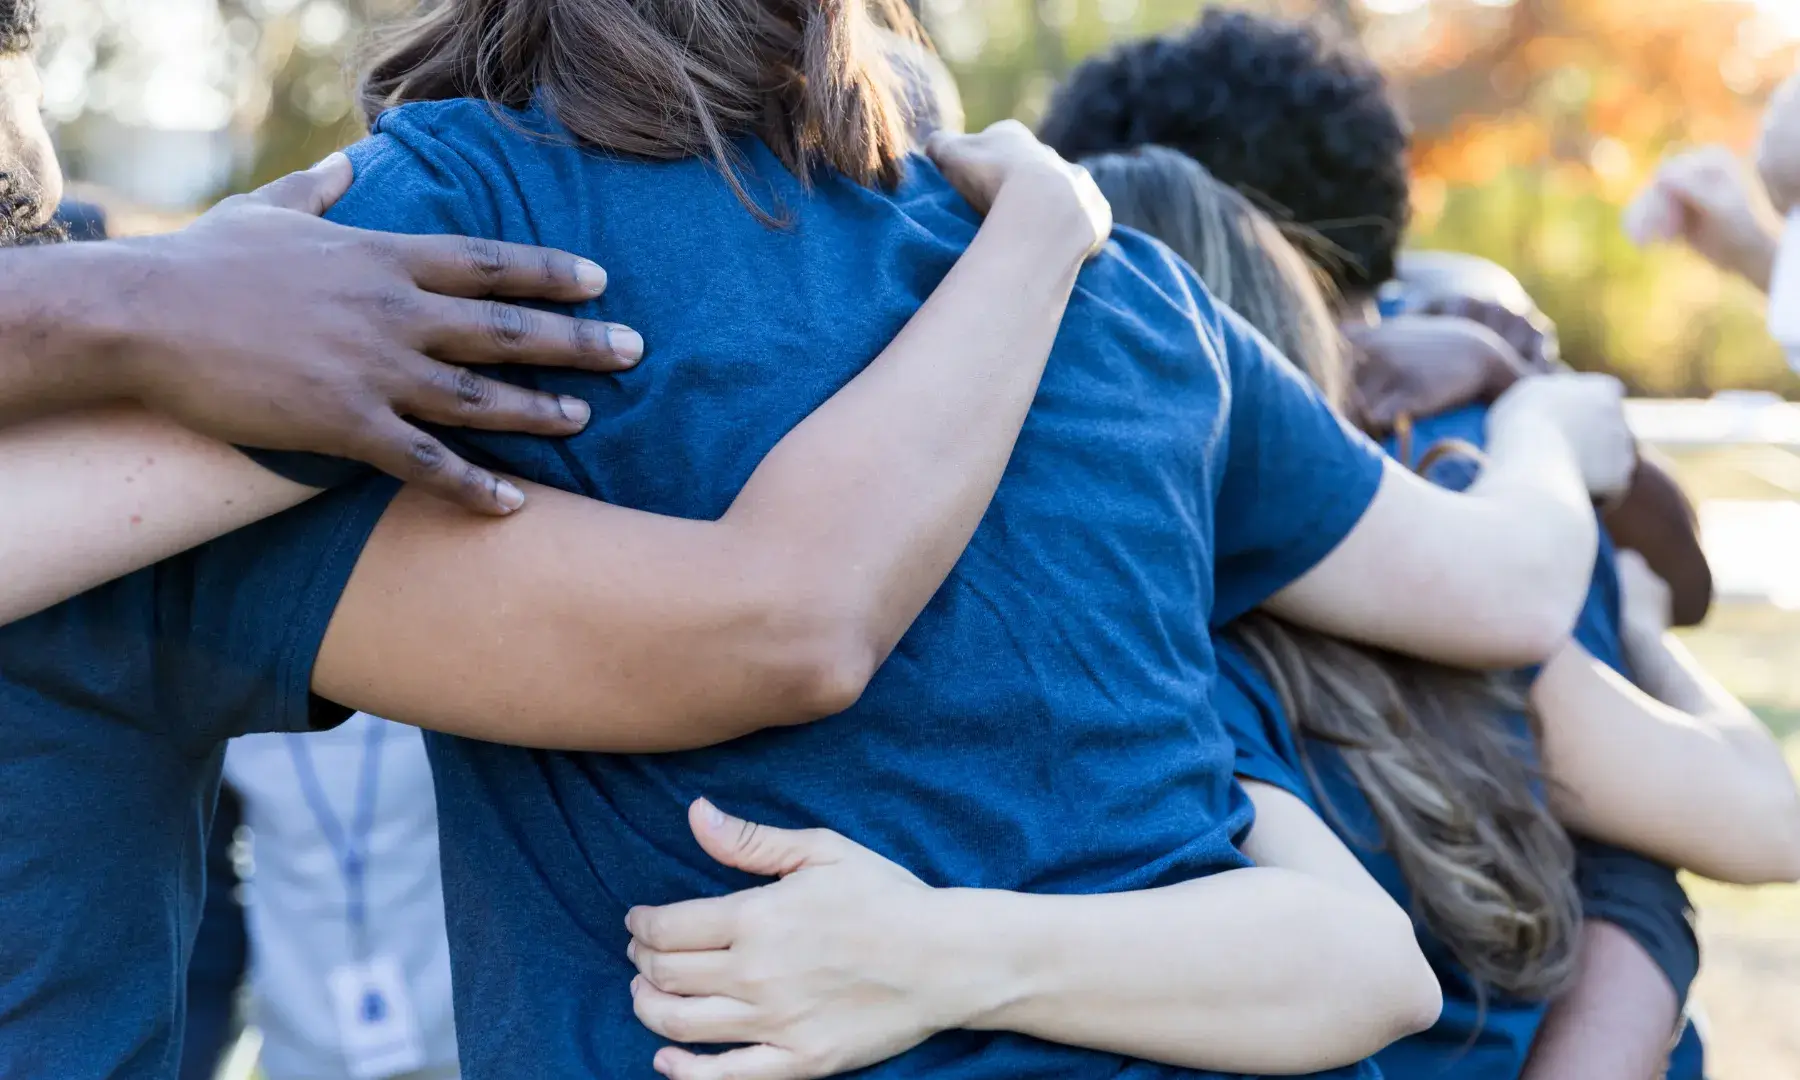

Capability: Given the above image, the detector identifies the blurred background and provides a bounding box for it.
[41,2,1800,1077]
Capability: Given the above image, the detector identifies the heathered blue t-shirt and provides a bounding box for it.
[247,98,1390,1079]
[0,479,399,1078]
[1216,404,1696,1080]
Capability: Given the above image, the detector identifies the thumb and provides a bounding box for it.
[688,798,850,878]
[242,152,354,215]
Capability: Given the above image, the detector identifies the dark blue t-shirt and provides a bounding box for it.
[0,479,398,1078]
[251,99,1389,1079]
[1217,404,1696,1080]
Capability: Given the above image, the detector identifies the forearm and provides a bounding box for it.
[1603,453,1713,627]
[1535,638,1800,883]
[721,172,1090,677]
[1269,422,1596,670]
[934,870,1437,1074]
[0,241,141,425]
[1523,921,1679,1080]
[0,407,311,626]
[316,175,1092,750]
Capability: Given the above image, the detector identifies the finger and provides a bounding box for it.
[631,978,760,1046]
[627,895,743,952]
[629,941,736,997]
[393,234,610,303]
[420,295,643,372]
[654,1044,804,1080]
[689,798,854,877]
[356,411,527,516]
[242,152,354,216]
[394,356,592,436]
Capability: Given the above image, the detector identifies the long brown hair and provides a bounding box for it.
[1085,145,1581,1001]
[360,0,924,218]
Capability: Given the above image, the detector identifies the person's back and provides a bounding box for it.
[310,97,1381,1079]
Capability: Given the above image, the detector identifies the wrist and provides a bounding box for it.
[922,888,1034,1032]
[0,241,148,418]
[1737,226,1780,293]
[990,166,1107,266]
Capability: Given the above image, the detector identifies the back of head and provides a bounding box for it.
[1397,250,1535,315]
[1040,9,1410,297]
[361,0,926,216]
[1082,145,1348,409]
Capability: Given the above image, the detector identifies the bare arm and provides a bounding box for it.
[1522,921,1680,1080]
[0,409,312,626]
[1266,376,1625,669]
[314,128,1109,750]
[624,792,1440,1080]
[1530,563,1800,883]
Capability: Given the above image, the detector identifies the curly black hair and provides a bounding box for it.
[1039,9,1411,294]
[0,0,34,55]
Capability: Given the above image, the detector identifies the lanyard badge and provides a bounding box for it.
[288,722,428,1079]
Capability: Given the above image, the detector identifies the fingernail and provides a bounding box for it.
[703,799,727,832]
[574,260,608,295]
[311,151,349,173]
[627,940,638,963]
[559,396,591,425]
[496,480,526,512]
[630,976,642,998]
[608,325,645,363]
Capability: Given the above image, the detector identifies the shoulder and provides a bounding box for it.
[332,99,565,237]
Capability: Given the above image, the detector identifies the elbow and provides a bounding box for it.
[1489,519,1596,668]
[765,593,882,723]
[1731,786,1800,885]
[1367,906,1443,1048]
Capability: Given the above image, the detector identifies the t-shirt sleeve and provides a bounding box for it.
[0,477,400,753]
[242,107,503,489]
[1573,837,1700,1004]
[1213,639,1312,802]
[1208,291,1387,626]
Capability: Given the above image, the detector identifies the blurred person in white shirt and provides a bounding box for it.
[224,712,457,1080]
[1627,70,1800,365]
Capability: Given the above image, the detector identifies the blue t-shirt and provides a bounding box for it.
[247,98,1388,1079]
[0,480,398,1078]
[1216,404,1696,1080]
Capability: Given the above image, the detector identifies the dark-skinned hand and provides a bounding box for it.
[100,153,643,514]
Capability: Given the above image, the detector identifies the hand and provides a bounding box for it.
[107,154,644,515]
[1624,146,1782,290]
[1408,293,1561,372]
[1616,549,1675,646]
[1488,373,1636,502]
[928,120,1112,259]
[626,800,947,1080]
[1348,314,1532,432]
[1759,71,1800,216]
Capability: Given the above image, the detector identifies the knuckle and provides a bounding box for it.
[373,288,415,322]
[484,302,531,348]
[454,368,494,409]
[461,237,511,284]
[405,434,449,476]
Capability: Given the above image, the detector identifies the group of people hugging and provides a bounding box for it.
[2,3,1797,1080]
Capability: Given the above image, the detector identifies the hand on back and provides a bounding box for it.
[1489,372,1636,502]
[1348,313,1533,432]
[1624,146,1782,289]
[105,153,645,514]
[927,120,1112,259]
